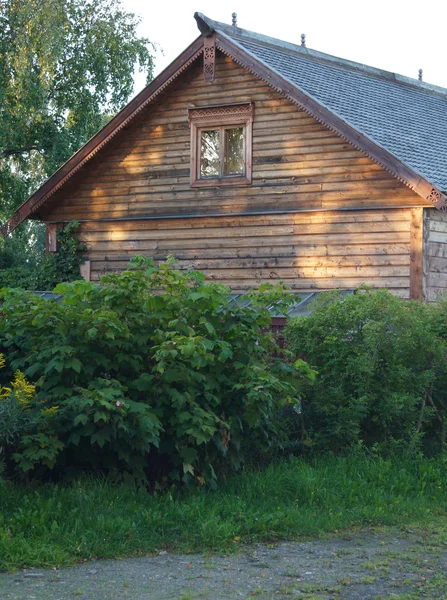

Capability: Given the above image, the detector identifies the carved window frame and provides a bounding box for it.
[189,103,253,188]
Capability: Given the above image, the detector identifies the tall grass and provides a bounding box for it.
[1,454,446,570]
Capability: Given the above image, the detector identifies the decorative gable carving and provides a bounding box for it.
[203,35,216,82]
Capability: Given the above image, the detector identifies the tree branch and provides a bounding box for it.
[1,147,44,158]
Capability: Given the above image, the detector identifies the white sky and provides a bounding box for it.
[124,0,447,93]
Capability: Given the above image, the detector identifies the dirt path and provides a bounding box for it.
[1,529,446,599]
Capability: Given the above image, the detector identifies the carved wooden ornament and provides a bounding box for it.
[203,35,216,82]
[426,187,447,211]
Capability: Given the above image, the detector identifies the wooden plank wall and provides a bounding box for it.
[424,208,447,301]
[40,51,425,295]
[75,208,412,296]
[43,52,424,221]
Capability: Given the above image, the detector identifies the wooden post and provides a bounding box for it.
[410,208,424,300]
[46,223,63,252]
[79,260,91,282]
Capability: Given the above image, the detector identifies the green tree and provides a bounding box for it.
[0,0,154,256]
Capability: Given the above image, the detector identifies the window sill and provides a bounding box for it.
[191,176,252,188]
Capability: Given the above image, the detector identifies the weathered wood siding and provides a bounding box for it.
[424,208,447,301]
[74,209,412,296]
[40,51,427,294]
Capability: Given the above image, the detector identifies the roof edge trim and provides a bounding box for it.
[1,36,204,237]
[194,12,215,37]
[215,30,447,212]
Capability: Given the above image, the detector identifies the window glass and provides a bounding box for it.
[200,130,220,177]
[224,127,244,175]
[190,104,252,186]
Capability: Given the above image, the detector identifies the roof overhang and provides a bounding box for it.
[3,13,447,237]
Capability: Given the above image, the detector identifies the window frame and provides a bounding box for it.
[188,103,253,188]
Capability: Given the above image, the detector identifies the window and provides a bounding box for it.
[189,103,253,187]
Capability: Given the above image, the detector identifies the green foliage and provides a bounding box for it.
[0,353,63,472]
[0,0,154,220]
[14,433,65,472]
[285,288,447,454]
[0,222,45,270]
[0,0,155,269]
[0,221,86,289]
[0,365,36,449]
[1,454,446,569]
[425,295,447,449]
[0,257,311,485]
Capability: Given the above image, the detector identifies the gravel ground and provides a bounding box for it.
[1,529,446,599]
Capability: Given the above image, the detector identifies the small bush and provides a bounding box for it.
[426,296,447,450]
[285,288,447,455]
[0,257,312,486]
[0,353,63,473]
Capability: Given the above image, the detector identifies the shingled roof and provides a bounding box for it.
[197,14,447,192]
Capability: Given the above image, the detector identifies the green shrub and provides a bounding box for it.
[425,295,447,451]
[0,354,36,449]
[0,353,64,473]
[285,288,447,455]
[0,257,312,485]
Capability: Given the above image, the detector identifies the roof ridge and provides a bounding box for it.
[195,13,447,98]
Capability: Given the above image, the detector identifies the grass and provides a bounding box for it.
[0,454,446,570]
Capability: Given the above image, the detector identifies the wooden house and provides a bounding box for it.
[3,12,447,301]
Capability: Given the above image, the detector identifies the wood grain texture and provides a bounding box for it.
[40,51,424,297]
[68,208,412,296]
[410,208,423,300]
[42,52,424,224]
[46,223,58,253]
[424,208,447,301]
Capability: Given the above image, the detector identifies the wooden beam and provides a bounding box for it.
[79,260,91,282]
[46,222,63,252]
[410,207,423,300]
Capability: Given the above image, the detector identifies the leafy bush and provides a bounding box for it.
[0,257,312,485]
[0,221,85,290]
[425,296,447,450]
[0,352,64,473]
[285,288,447,455]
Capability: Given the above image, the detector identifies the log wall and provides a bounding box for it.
[424,208,447,301]
[40,51,429,295]
[75,209,412,296]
